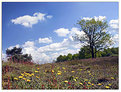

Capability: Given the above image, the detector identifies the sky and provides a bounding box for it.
[2,2,119,64]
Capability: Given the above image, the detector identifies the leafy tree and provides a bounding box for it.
[72,54,79,60]
[6,47,22,56]
[6,47,32,62]
[75,18,112,58]
[79,46,91,59]
[110,47,118,54]
[66,53,72,61]
[56,55,64,62]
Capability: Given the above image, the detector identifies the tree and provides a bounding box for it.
[75,18,112,58]
[66,53,72,61]
[6,47,22,57]
[72,53,79,60]
[6,47,32,62]
[79,46,91,59]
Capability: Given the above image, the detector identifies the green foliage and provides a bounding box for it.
[56,47,118,63]
[100,47,118,57]
[6,47,22,56]
[79,46,91,59]
[72,54,79,60]
[75,18,112,58]
[66,53,73,61]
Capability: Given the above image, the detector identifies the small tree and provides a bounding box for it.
[6,47,32,62]
[72,54,79,60]
[75,18,112,58]
[66,53,72,61]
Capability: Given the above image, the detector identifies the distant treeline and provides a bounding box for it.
[56,47,118,63]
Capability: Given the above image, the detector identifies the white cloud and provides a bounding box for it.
[47,15,53,19]
[11,12,52,28]
[82,16,106,21]
[23,41,34,47]
[94,16,106,21]
[82,17,92,21]
[109,19,119,29]
[20,28,83,64]
[8,44,20,50]
[109,19,119,24]
[108,19,119,47]
[38,37,52,44]
[54,28,70,37]
[2,52,7,61]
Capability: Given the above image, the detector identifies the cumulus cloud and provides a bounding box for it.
[108,19,119,47]
[8,44,20,50]
[5,27,85,64]
[47,15,53,19]
[2,52,7,61]
[54,28,70,37]
[82,16,106,21]
[11,12,52,28]
[109,19,119,29]
[38,37,52,44]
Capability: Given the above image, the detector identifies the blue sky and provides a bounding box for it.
[2,2,119,64]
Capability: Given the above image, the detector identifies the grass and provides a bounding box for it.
[2,56,118,89]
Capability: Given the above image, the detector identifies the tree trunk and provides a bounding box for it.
[91,46,94,58]
[95,47,96,58]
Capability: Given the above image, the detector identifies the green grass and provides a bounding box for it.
[2,56,118,89]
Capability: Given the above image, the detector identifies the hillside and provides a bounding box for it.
[2,56,118,89]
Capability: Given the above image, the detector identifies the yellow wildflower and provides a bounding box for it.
[74,79,77,81]
[23,78,26,80]
[29,74,32,76]
[62,67,65,69]
[19,76,23,78]
[80,69,82,71]
[92,83,94,86]
[108,84,112,86]
[89,73,91,75]
[75,77,78,79]
[71,71,75,73]
[87,71,90,73]
[98,83,102,85]
[84,79,88,81]
[64,71,66,72]
[21,73,24,76]
[36,76,39,79]
[105,86,110,88]
[31,73,34,76]
[27,79,31,82]
[25,73,29,75]
[14,77,18,80]
[57,72,61,75]
[111,77,114,79]
[52,70,54,73]
[64,80,68,83]
[88,82,91,84]
[37,68,40,70]
[35,71,39,73]
[80,82,83,85]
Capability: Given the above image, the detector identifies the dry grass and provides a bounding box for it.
[2,56,118,89]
